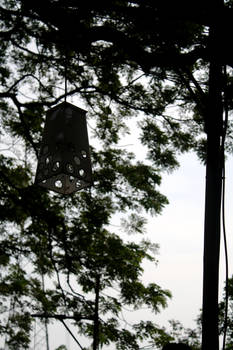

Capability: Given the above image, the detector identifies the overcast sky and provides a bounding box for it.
[146,152,206,328]
[145,151,233,330]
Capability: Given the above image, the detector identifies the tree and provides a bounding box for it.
[0,127,173,349]
[0,1,233,349]
[0,1,177,349]
[162,320,201,350]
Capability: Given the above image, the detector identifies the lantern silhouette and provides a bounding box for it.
[35,101,92,194]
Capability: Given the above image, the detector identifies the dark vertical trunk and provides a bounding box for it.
[93,274,100,350]
[202,129,223,350]
[41,274,50,350]
[201,2,224,349]
[45,320,50,350]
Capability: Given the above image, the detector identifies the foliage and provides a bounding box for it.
[164,320,201,350]
[0,1,233,349]
[218,276,233,349]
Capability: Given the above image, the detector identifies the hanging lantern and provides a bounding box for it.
[35,101,93,194]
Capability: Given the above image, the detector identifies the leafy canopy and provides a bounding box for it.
[1,1,233,349]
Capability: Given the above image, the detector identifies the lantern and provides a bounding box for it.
[35,101,92,194]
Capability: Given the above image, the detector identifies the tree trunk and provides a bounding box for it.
[201,2,224,348]
[93,275,100,350]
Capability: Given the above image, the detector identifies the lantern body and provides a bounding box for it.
[35,102,92,194]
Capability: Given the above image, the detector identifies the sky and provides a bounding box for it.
[45,150,233,350]
[144,151,233,332]
[145,152,206,329]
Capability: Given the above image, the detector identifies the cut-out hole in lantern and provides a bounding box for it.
[52,161,60,171]
[50,110,59,121]
[79,169,85,177]
[55,180,63,188]
[76,180,82,188]
[66,163,73,173]
[70,176,75,183]
[43,145,49,155]
[42,180,47,184]
[45,157,50,165]
[81,150,87,158]
[74,156,80,165]
[65,108,72,121]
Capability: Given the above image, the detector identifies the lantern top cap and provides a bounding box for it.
[48,101,87,115]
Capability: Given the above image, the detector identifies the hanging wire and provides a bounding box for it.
[222,150,228,350]
[64,51,68,102]
[60,319,84,350]
[221,64,229,350]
